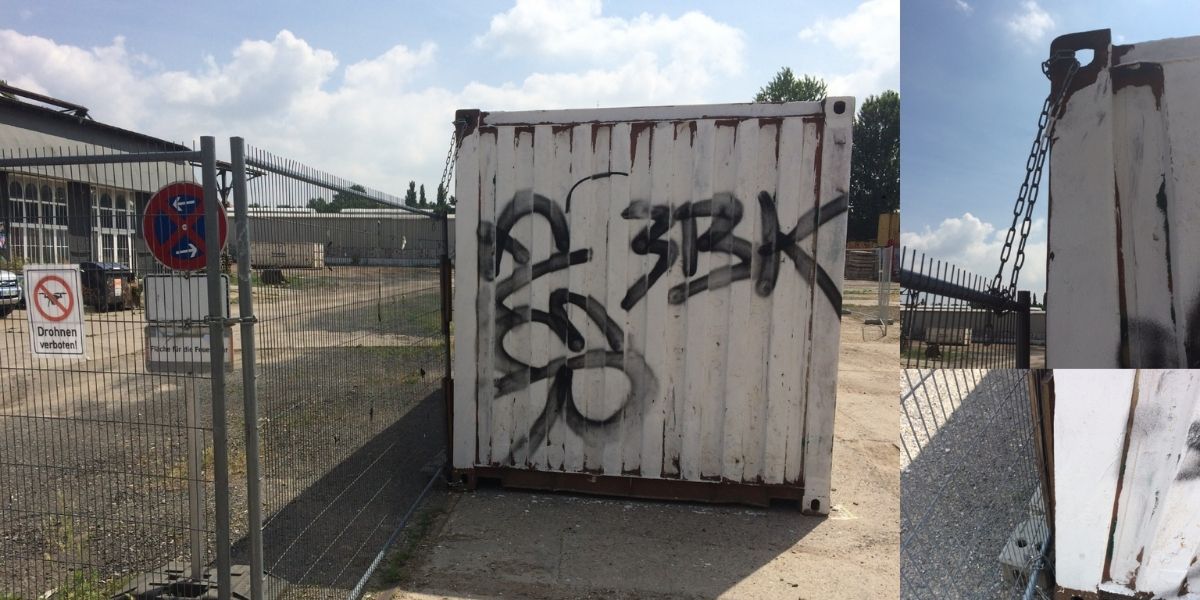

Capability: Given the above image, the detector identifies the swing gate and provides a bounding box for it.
[0,137,452,600]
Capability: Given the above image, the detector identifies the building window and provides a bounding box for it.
[92,186,135,265]
[7,175,69,263]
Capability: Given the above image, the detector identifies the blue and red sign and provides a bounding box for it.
[142,181,227,271]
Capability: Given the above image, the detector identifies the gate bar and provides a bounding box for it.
[244,156,437,218]
[0,150,199,168]
[231,137,265,600]
[202,136,233,600]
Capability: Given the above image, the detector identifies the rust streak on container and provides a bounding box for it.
[1102,371,1140,583]
[629,122,653,163]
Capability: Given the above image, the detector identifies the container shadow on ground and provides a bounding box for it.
[901,370,1039,600]
[230,389,445,596]
[405,487,829,600]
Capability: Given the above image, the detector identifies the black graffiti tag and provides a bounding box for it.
[484,185,656,462]
[619,191,848,314]
[1178,421,1200,481]
[480,174,846,465]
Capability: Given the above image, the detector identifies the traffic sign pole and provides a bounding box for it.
[201,137,232,600]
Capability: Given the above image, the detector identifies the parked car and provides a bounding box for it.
[78,262,133,312]
[0,269,21,318]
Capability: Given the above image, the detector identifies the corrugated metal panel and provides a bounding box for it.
[1054,370,1200,599]
[1047,29,1200,368]
[451,100,853,513]
[0,124,192,192]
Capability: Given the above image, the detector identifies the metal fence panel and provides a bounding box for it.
[900,369,1052,599]
[900,248,1036,369]
[240,146,448,599]
[451,100,853,513]
[0,142,227,597]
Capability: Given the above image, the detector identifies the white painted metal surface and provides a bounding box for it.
[452,100,853,512]
[1048,29,1200,367]
[1054,370,1200,599]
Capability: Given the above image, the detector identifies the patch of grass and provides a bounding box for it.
[47,570,130,600]
[250,271,333,289]
[165,446,247,491]
[381,505,446,584]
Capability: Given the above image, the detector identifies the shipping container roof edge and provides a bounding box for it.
[464,97,854,127]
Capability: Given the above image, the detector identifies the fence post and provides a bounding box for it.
[201,136,232,599]
[1017,290,1031,369]
[231,137,264,600]
[439,214,453,468]
[878,247,892,325]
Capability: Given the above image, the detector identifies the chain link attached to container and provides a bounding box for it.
[438,123,462,206]
[991,49,1081,302]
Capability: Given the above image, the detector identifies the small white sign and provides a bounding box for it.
[145,325,234,373]
[144,275,230,322]
[24,265,87,358]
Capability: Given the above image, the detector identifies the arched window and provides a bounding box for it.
[8,181,21,199]
[25,183,36,200]
[40,185,51,203]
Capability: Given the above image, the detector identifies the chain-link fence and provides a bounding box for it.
[900,369,1052,599]
[900,248,1037,369]
[237,144,449,599]
[0,141,225,597]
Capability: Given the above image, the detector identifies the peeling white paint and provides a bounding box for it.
[1048,30,1200,368]
[1055,369,1200,598]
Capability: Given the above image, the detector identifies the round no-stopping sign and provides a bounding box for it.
[142,181,227,271]
[32,275,75,322]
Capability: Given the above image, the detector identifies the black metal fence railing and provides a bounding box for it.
[899,248,1033,369]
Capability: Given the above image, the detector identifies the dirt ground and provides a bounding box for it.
[368,280,900,600]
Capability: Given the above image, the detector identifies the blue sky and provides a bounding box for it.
[0,0,896,196]
[902,0,1200,294]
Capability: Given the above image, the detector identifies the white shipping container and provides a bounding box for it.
[1047,29,1200,367]
[1054,370,1200,599]
[451,100,853,513]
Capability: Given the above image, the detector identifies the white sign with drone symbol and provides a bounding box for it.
[24,265,87,358]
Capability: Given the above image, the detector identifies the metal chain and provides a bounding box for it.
[991,49,1080,300]
[437,124,461,205]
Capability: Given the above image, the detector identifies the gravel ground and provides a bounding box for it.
[900,369,1049,600]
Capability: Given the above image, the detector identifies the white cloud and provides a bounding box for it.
[796,0,899,98]
[953,0,973,14]
[1006,1,1055,46]
[0,2,746,195]
[902,213,1048,294]
[473,0,744,104]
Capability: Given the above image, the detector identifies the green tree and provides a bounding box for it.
[307,197,334,213]
[848,90,900,243]
[306,184,377,213]
[331,184,377,210]
[754,67,827,102]
[435,183,455,215]
[418,184,428,208]
[404,181,418,207]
